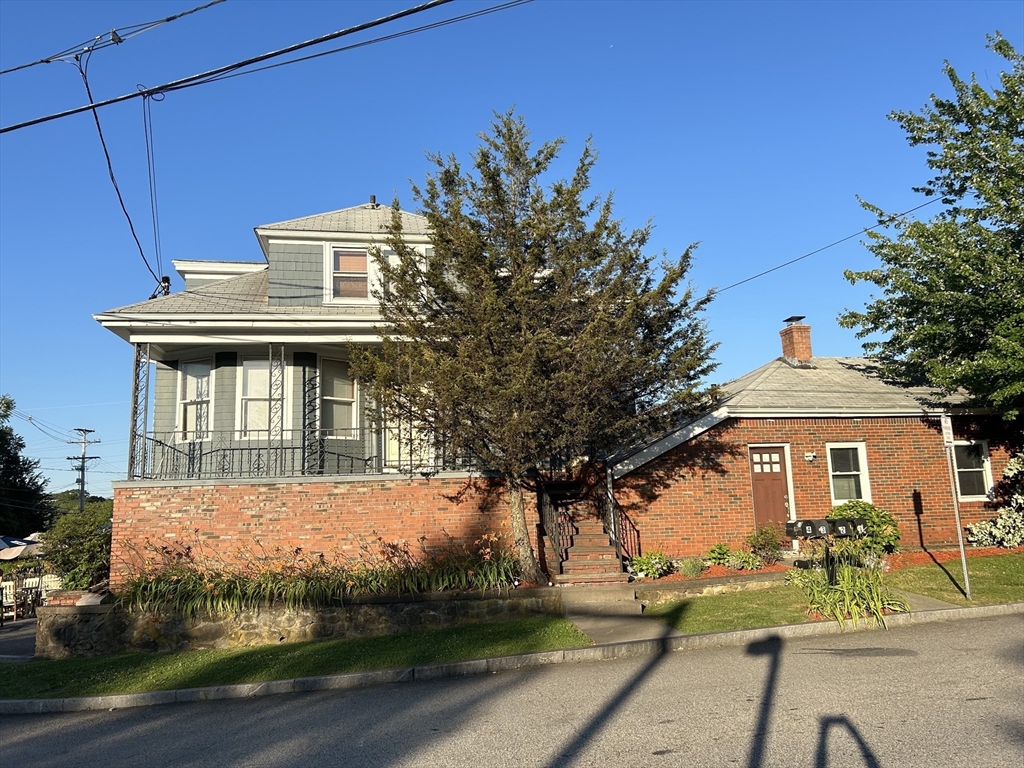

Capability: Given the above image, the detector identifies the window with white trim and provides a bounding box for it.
[827,442,871,504]
[330,248,368,299]
[321,359,355,436]
[239,359,269,436]
[179,361,211,441]
[953,441,992,499]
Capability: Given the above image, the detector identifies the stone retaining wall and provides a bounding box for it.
[35,589,563,660]
[633,570,788,605]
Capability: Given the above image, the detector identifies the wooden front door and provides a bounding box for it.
[749,447,790,527]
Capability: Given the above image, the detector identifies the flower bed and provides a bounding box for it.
[652,562,790,583]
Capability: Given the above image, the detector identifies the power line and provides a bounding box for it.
[713,197,942,294]
[1,0,482,134]
[0,0,227,76]
[142,91,165,278]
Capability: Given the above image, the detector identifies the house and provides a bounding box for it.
[96,202,1015,585]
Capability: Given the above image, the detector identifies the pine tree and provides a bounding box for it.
[0,395,53,535]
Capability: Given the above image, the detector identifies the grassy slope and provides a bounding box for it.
[886,552,1024,605]
[0,616,589,700]
[645,584,812,634]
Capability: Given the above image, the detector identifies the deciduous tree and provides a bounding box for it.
[0,395,53,535]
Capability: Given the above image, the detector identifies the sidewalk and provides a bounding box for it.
[0,618,36,663]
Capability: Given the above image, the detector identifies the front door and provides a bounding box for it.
[749,446,790,527]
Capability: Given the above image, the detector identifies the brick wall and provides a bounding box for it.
[615,415,1014,558]
[110,474,533,586]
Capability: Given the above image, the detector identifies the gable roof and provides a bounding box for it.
[256,203,429,235]
[610,355,968,478]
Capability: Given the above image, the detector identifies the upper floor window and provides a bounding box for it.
[953,441,992,499]
[331,248,368,299]
[179,361,211,441]
[827,442,871,505]
[322,359,355,436]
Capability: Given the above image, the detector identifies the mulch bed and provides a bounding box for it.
[653,562,790,583]
[886,545,1024,571]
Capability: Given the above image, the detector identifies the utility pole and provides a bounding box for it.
[67,428,101,513]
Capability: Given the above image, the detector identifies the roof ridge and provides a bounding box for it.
[257,203,426,231]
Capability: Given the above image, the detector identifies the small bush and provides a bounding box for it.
[42,502,112,589]
[967,453,1024,548]
[676,557,706,578]
[746,523,785,565]
[786,563,908,628]
[828,500,901,556]
[630,550,672,580]
[726,550,761,571]
[707,542,731,566]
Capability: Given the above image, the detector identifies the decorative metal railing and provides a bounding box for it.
[602,479,640,561]
[129,429,473,481]
[538,487,576,575]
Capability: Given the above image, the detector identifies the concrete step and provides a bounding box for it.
[564,600,644,617]
[559,584,637,603]
[570,533,613,547]
[551,572,630,585]
[561,563,626,575]
[565,545,619,557]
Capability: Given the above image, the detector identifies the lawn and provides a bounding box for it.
[0,616,590,700]
[645,584,812,634]
[885,552,1024,606]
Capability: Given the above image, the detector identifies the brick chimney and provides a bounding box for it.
[780,316,812,364]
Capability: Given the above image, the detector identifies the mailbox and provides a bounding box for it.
[786,520,819,538]
[850,518,868,537]
[831,519,854,538]
[811,519,832,537]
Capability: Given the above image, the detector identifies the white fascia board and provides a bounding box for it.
[611,408,731,479]
[127,332,384,345]
[726,407,950,418]
[171,260,267,279]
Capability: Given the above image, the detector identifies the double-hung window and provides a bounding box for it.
[827,442,871,505]
[240,359,269,437]
[953,441,991,499]
[321,359,355,437]
[331,248,368,299]
[179,361,211,441]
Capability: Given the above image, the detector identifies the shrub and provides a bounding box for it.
[629,550,672,580]
[118,531,521,619]
[786,563,908,628]
[725,550,761,571]
[707,542,731,566]
[967,453,1024,548]
[746,523,784,565]
[42,501,112,589]
[676,557,706,578]
[828,500,901,556]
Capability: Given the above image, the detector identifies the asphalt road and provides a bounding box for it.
[2,615,1022,768]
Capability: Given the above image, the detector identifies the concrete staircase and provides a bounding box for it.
[549,518,629,586]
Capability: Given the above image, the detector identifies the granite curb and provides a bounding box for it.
[3,601,1022,716]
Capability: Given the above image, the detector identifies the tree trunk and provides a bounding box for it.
[507,476,545,585]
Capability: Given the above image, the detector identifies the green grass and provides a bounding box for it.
[0,616,590,700]
[885,553,1024,606]
[645,584,812,634]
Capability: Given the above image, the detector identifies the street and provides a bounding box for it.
[2,615,1022,767]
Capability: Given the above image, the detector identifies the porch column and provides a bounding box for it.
[296,352,322,474]
[268,343,286,474]
[127,342,151,480]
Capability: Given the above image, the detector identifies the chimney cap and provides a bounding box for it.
[783,315,806,325]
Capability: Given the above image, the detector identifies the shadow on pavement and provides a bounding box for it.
[815,715,882,768]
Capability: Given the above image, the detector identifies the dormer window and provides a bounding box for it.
[331,248,368,299]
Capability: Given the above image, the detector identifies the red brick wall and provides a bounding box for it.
[110,475,538,586]
[615,416,1014,558]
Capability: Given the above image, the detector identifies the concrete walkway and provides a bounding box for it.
[893,589,959,611]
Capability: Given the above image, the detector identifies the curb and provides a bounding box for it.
[3,601,1022,715]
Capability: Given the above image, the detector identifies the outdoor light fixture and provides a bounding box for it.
[804,452,817,463]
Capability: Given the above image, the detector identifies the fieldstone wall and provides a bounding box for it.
[633,571,787,606]
[35,589,563,660]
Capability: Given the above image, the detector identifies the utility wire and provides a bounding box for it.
[713,197,942,294]
[142,91,166,277]
[0,0,470,134]
[0,0,227,76]
[73,50,161,286]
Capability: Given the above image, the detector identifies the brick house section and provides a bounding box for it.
[110,474,534,587]
[615,415,1013,558]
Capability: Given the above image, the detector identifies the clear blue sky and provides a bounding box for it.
[1,0,1020,499]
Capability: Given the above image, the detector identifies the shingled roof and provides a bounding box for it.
[257,203,428,235]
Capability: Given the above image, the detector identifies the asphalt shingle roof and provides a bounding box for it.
[258,204,428,235]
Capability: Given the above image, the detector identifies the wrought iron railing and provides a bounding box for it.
[538,486,576,575]
[602,480,640,561]
[130,429,473,481]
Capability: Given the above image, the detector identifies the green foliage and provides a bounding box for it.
[0,395,54,535]
[350,111,718,580]
[676,557,707,578]
[746,523,784,565]
[42,501,112,589]
[707,542,731,565]
[725,550,761,571]
[119,532,521,620]
[828,500,901,556]
[839,35,1024,420]
[786,564,909,629]
[967,452,1024,548]
[629,550,672,580]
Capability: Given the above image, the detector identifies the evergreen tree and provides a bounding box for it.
[352,112,717,582]
[0,395,53,535]
[840,34,1024,420]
